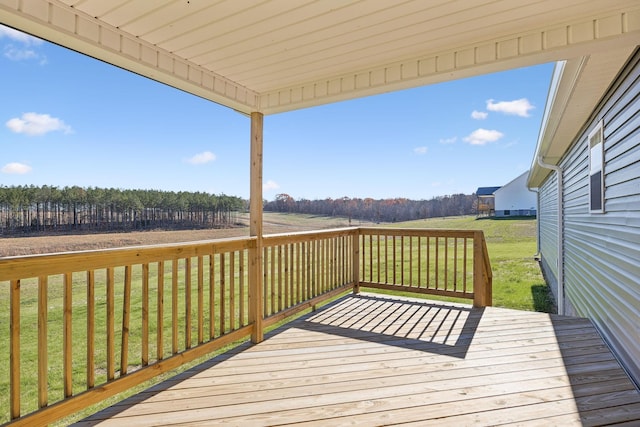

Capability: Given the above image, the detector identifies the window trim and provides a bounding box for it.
[588,120,605,213]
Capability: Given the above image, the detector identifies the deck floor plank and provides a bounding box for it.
[76,293,640,426]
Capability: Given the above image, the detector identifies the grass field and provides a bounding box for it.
[0,213,552,424]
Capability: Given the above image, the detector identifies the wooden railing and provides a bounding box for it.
[261,229,357,328]
[358,228,492,307]
[0,227,491,426]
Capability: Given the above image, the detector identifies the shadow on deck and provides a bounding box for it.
[76,293,640,426]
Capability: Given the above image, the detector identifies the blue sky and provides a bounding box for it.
[1,24,554,201]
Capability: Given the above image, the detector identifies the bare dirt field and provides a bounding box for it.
[0,213,364,257]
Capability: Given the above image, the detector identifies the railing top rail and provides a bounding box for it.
[357,227,480,238]
[262,227,358,246]
[0,236,256,281]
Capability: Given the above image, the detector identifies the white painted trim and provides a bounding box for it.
[588,120,605,214]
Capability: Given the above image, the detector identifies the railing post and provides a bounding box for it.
[249,111,264,343]
[481,233,493,307]
[473,231,488,308]
[352,229,360,294]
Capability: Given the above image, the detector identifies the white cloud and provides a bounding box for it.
[2,162,32,174]
[186,151,216,164]
[4,46,38,61]
[6,112,72,136]
[471,110,488,120]
[1,25,46,63]
[486,98,534,117]
[0,25,42,45]
[263,180,280,191]
[413,146,428,155]
[464,128,504,146]
[439,136,457,145]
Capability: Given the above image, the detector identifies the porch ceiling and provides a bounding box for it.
[1,1,639,115]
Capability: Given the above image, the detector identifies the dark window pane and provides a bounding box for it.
[590,171,602,211]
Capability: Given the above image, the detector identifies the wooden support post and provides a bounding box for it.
[473,231,490,308]
[249,112,264,343]
[473,232,483,307]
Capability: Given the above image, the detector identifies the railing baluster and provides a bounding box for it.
[454,238,458,292]
[435,237,439,290]
[197,256,204,344]
[303,242,309,300]
[270,247,276,315]
[444,238,449,291]
[382,234,386,283]
[262,247,268,316]
[401,236,405,285]
[417,237,421,288]
[229,251,236,331]
[408,236,412,287]
[121,266,132,375]
[157,261,164,360]
[209,256,215,339]
[239,251,245,326]
[220,253,226,334]
[296,242,304,303]
[64,272,73,397]
[276,245,282,312]
[171,259,178,355]
[284,244,290,309]
[426,236,431,288]
[185,257,192,349]
[392,236,397,285]
[463,238,468,293]
[142,263,149,366]
[10,279,20,420]
[106,267,115,380]
[39,276,49,407]
[376,234,380,283]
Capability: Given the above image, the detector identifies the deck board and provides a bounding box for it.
[76,293,640,426]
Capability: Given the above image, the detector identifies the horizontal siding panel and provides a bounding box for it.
[564,239,640,326]
[597,52,640,126]
[605,196,640,213]
[602,68,640,134]
[565,222,640,262]
[605,176,640,200]
[606,123,640,174]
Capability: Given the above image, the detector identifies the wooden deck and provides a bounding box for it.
[76,293,640,426]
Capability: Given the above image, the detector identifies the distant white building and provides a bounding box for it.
[494,171,536,217]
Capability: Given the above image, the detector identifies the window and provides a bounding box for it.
[588,121,604,213]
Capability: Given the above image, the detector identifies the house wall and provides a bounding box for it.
[538,49,640,385]
[494,173,537,217]
[538,173,560,302]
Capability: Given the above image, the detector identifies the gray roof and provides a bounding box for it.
[476,187,501,196]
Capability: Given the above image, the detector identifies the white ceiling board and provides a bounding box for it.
[3,0,640,114]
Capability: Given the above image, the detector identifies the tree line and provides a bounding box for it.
[264,193,477,223]
[0,185,245,235]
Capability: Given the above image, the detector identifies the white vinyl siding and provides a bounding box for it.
[538,173,559,298]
